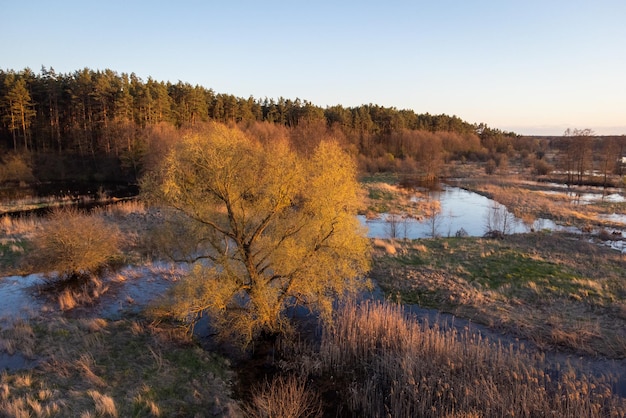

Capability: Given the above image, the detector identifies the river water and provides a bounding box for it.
[359,186,565,239]
[1,186,625,396]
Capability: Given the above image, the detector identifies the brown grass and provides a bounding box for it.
[0,319,36,358]
[0,317,240,417]
[372,233,626,357]
[459,176,625,229]
[0,214,40,237]
[361,181,438,218]
[93,199,146,218]
[87,390,118,417]
[309,299,626,417]
[53,276,111,311]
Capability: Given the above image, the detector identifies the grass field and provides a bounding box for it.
[371,232,626,357]
[0,316,239,417]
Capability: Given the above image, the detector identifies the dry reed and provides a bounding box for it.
[315,299,625,417]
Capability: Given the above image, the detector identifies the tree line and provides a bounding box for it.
[549,129,626,186]
[0,66,522,184]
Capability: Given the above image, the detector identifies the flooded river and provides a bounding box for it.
[360,186,565,239]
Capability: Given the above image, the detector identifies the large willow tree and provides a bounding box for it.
[148,123,370,345]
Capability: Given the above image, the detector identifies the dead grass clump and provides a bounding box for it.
[0,214,40,236]
[78,318,109,333]
[243,374,322,418]
[87,390,118,417]
[133,393,161,416]
[77,354,107,388]
[58,289,78,311]
[55,276,110,311]
[315,299,625,417]
[0,320,36,357]
[411,242,428,252]
[372,238,398,255]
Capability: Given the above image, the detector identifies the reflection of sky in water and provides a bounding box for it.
[361,186,561,239]
[0,264,185,323]
[599,213,626,224]
[542,190,626,205]
[0,274,44,324]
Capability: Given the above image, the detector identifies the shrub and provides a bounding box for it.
[534,158,553,176]
[28,208,123,279]
[243,374,322,418]
[0,152,35,184]
[485,159,497,175]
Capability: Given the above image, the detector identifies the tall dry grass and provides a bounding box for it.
[464,179,626,230]
[93,199,146,218]
[313,299,625,417]
[0,214,40,237]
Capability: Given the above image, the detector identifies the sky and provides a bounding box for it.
[2,0,625,136]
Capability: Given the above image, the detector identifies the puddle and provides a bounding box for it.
[601,239,626,253]
[0,274,46,323]
[599,213,626,225]
[65,263,188,320]
[0,352,38,372]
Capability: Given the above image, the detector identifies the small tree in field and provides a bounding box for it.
[146,123,370,346]
[29,208,123,279]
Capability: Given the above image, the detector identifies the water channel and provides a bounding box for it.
[1,185,625,397]
[359,185,565,239]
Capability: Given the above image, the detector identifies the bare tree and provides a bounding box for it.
[484,202,515,237]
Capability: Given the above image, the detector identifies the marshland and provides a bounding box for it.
[1,68,626,417]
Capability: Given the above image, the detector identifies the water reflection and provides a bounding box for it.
[360,186,560,239]
[542,190,626,205]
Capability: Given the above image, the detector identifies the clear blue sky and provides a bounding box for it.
[2,0,625,135]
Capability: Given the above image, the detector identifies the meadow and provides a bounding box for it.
[0,179,625,416]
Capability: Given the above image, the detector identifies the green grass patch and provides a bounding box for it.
[0,237,29,275]
[1,317,239,417]
[359,172,398,184]
[371,232,626,357]
[367,188,395,201]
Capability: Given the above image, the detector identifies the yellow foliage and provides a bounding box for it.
[147,123,370,346]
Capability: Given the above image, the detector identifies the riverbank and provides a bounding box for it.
[453,175,626,232]
[371,233,626,359]
[1,185,626,415]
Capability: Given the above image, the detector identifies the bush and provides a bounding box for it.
[485,159,497,175]
[243,374,322,418]
[534,158,553,176]
[28,207,123,279]
[0,152,35,184]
